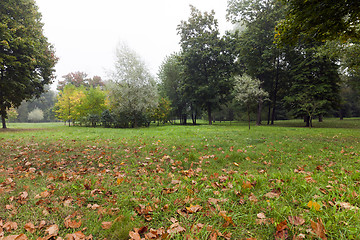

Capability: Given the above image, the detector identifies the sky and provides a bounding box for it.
[34,0,233,89]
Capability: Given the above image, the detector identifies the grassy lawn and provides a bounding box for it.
[0,119,359,239]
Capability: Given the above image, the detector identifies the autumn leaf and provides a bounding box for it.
[117,178,124,185]
[338,202,359,210]
[219,211,236,227]
[129,230,141,240]
[45,224,59,236]
[264,188,281,198]
[64,219,82,229]
[167,222,186,234]
[274,220,288,240]
[311,218,327,240]
[24,222,35,233]
[101,221,112,229]
[287,216,305,226]
[185,204,202,214]
[242,181,252,189]
[2,234,28,240]
[307,201,321,211]
[3,222,18,232]
[65,231,87,240]
[257,212,266,219]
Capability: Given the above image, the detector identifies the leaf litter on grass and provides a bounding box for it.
[0,124,360,239]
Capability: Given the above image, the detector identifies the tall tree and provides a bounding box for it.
[108,43,158,128]
[158,53,188,124]
[284,45,341,127]
[276,0,360,45]
[0,0,57,128]
[177,5,235,125]
[227,0,286,125]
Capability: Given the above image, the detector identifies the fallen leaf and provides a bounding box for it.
[64,219,82,229]
[307,201,321,211]
[45,224,59,236]
[185,204,202,214]
[2,234,28,240]
[129,230,141,240]
[3,222,18,232]
[167,222,186,234]
[264,189,281,198]
[257,212,266,219]
[274,220,288,240]
[101,222,112,230]
[288,216,305,226]
[64,231,86,240]
[311,218,327,240]
[242,181,253,189]
[24,222,35,233]
[338,202,359,210]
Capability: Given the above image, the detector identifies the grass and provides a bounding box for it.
[0,118,359,239]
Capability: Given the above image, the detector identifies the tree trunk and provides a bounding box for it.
[271,53,280,125]
[1,115,6,129]
[247,105,250,130]
[256,99,262,126]
[207,103,212,125]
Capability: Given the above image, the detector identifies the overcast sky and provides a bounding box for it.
[35,0,233,88]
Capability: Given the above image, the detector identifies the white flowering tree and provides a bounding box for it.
[233,74,268,129]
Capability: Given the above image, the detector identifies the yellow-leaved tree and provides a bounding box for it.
[54,84,85,126]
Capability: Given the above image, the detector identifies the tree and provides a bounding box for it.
[177,5,235,125]
[152,97,172,125]
[158,53,188,124]
[0,0,57,128]
[54,84,85,126]
[284,45,341,127]
[276,0,360,44]
[57,72,105,91]
[108,43,158,128]
[233,74,268,129]
[227,0,286,125]
[28,107,44,122]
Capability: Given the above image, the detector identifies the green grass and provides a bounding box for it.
[0,118,359,239]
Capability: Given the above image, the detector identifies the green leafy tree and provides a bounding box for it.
[78,87,107,127]
[177,5,235,125]
[158,53,187,124]
[108,43,158,128]
[227,0,286,125]
[276,0,360,44]
[284,45,341,127]
[0,0,57,128]
[233,74,268,129]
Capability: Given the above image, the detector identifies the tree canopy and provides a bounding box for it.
[0,0,57,128]
[276,0,360,44]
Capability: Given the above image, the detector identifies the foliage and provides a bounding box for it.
[284,45,341,127]
[227,0,287,125]
[0,120,360,239]
[177,6,235,125]
[0,0,57,128]
[27,107,44,122]
[57,71,105,91]
[108,43,158,128]
[158,53,188,123]
[275,0,360,44]
[7,107,18,122]
[152,97,172,125]
[233,74,269,129]
[54,84,86,126]
[77,87,107,126]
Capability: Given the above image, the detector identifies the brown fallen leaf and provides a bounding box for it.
[288,216,305,226]
[129,231,141,240]
[311,218,327,240]
[185,204,202,214]
[264,189,281,198]
[219,211,236,227]
[2,234,28,240]
[101,221,112,230]
[65,231,86,240]
[257,212,266,219]
[45,224,59,236]
[64,219,82,229]
[3,222,18,232]
[167,222,186,234]
[274,220,288,240]
[24,222,35,233]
